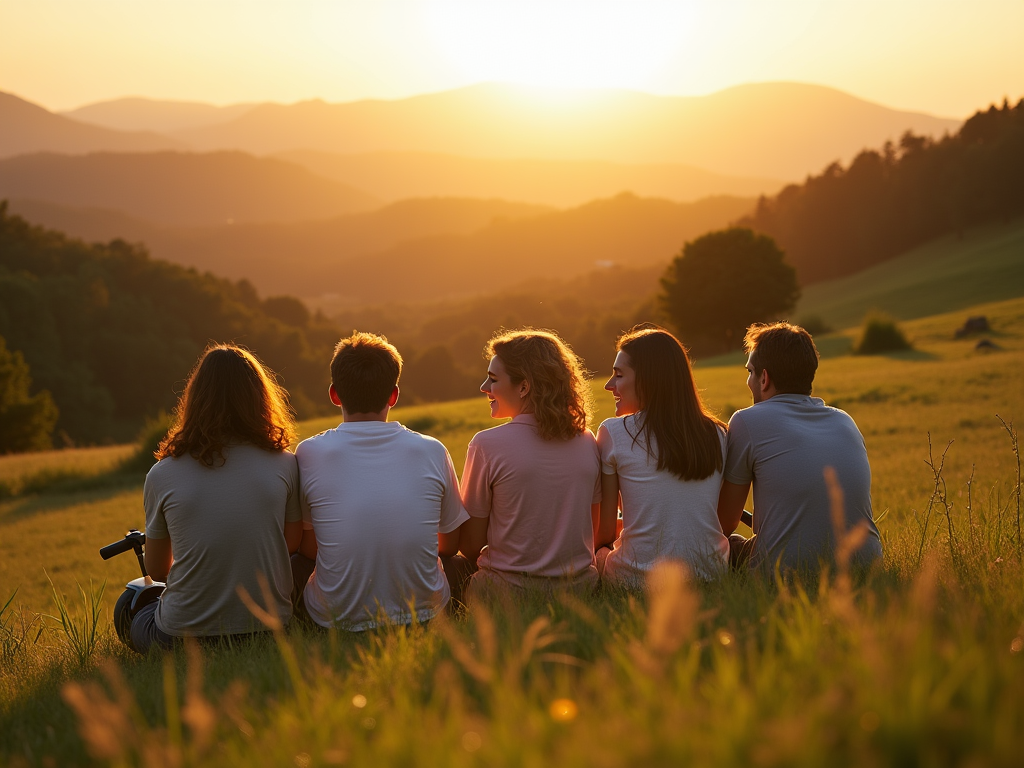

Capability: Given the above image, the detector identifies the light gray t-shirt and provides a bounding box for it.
[599,415,729,584]
[724,394,883,571]
[296,421,469,630]
[144,444,301,636]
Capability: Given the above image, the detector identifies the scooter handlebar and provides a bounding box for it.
[100,530,146,560]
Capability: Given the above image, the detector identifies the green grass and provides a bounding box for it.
[796,217,1024,329]
[1,296,1022,767]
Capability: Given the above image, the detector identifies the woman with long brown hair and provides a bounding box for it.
[595,327,729,584]
[457,330,601,593]
[129,344,302,652]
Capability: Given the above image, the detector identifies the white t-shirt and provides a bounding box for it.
[295,420,469,630]
[598,415,728,584]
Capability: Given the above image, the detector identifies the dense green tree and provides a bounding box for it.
[0,335,59,453]
[660,228,799,354]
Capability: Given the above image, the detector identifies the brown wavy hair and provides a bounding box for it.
[617,327,725,480]
[486,329,593,441]
[156,344,296,467]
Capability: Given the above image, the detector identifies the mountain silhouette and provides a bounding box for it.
[275,149,783,207]
[62,97,257,133]
[0,91,184,158]
[171,82,959,180]
[0,151,379,226]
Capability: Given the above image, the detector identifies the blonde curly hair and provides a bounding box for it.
[486,329,593,441]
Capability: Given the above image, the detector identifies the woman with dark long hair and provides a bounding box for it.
[595,327,728,584]
[457,329,601,593]
[129,344,302,652]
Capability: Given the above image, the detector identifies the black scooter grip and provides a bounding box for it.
[100,533,146,560]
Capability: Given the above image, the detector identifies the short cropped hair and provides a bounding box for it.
[330,332,403,414]
[743,322,819,395]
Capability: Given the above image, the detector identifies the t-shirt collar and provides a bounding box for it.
[338,420,403,432]
[511,412,538,425]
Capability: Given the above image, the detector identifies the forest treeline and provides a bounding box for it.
[743,97,1024,284]
[0,204,345,446]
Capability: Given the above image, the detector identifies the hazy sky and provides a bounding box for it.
[2,0,1022,116]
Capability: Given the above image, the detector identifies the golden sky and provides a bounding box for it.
[2,0,1022,116]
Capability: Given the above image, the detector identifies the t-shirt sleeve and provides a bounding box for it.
[587,430,602,505]
[295,443,315,530]
[283,453,302,524]
[723,412,755,486]
[597,421,617,475]
[460,439,492,518]
[438,448,471,534]
[143,463,170,540]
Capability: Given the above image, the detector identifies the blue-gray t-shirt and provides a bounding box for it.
[724,394,883,571]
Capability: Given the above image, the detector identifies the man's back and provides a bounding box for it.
[296,421,468,629]
[724,394,883,571]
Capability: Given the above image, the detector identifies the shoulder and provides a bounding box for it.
[397,425,450,456]
[468,421,514,449]
[295,428,336,459]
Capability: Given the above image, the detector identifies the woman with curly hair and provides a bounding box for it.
[457,330,601,594]
[595,327,728,585]
[130,344,302,653]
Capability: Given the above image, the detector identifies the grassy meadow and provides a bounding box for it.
[1,293,1023,766]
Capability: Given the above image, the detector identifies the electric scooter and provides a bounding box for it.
[99,529,165,651]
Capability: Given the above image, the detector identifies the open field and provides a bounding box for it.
[1,295,1022,766]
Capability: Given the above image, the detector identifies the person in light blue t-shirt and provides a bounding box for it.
[717,322,883,573]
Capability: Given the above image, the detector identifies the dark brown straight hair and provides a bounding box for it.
[156,344,295,467]
[617,327,725,480]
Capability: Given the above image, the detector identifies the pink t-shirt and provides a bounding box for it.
[461,414,601,579]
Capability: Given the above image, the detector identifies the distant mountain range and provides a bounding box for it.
[274,149,783,208]
[37,82,958,181]
[0,92,183,157]
[0,151,378,226]
[6,193,752,304]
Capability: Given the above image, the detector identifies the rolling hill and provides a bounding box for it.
[323,193,754,305]
[62,97,256,133]
[172,82,959,180]
[795,217,1024,329]
[3,196,552,295]
[0,91,184,158]
[275,149,784,207]
[0,151,379,226]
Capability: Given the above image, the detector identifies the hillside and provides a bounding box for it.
[275,149,784,207]
[0,91,183,158]
[173,82,959,180]
[62,97,256,133]
[324,193,754,305]
[3,196,552,295]
[796,218,1024,329]
[0,151,379,226]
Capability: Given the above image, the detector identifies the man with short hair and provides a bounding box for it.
[292,332,469,629]
[717,322,883,571]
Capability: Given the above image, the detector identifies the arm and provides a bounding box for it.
[595,473,620,549]
[438,528,460,558]
[457,516,489,566]
[284,520,303,554]
[144,535,173,582]
[298,527,318,560]
[718,480,751,535]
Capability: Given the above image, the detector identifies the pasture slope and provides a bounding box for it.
[1,286,1022,765]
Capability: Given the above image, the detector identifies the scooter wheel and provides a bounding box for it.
[113,588,136,649]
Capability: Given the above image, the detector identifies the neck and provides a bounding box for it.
[342,407,389,423]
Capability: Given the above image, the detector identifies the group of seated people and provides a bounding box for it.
[127,323,883,653]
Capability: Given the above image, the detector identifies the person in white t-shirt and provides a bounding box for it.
[595,327,729,585]
[293,332,469,630]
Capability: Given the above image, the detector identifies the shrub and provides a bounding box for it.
[795,314,832,336]
[118,411,173,474]
[855,313,912,354]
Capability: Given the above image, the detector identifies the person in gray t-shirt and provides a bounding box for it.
[718,323,883,572]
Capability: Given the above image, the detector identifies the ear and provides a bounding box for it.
[759,369,771,395]
[518,380,530,399]
[329,385,343,408]
[387,386,400,408]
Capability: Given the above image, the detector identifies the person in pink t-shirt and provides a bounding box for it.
[457,330,602,595]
